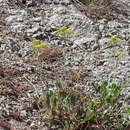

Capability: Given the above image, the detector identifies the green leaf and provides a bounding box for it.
[72,92,78,97]
[70,123,75,129]
[46,92,51,108]
[117,85,121,90]
[64,120,69,129]
[58,82,65,89]
[109,89,114,95]
[37,95,43,103]
[123,108,130,114]
[118,102,123,108]
[70,92,78,106]
[51,92,56,99]
[113,89,120,96]
[95,84,100,93]
[112,83,117,89]
[49,90,54,97]
[63,104,69,112]
[51,92,57,106]
[88,101,94,110]
[70,96,76,106]
[63,93,69,99]
[81,112,94,123]
[58,128,62,130]
[110,97,116,106]
[34,97,39,103]
[99,97,104,107]
[52,110,56,117]
[40,116,45,121]
[101,81,108,88]
[102,114,110,122]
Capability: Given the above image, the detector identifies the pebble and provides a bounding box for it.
[1,0,130,125]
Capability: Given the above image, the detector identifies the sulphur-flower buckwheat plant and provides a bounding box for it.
[24,40,48,106]
[56,26,75,45]
[29,40,48,56]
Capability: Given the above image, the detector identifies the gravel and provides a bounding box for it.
[0,0,130,129]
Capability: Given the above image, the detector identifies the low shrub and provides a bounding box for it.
[34,81,129,130]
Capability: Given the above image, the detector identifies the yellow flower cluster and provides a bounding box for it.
[57,26,74,35]
[117,51,124,56]
[30,40,48,48]
[109,36,120,43]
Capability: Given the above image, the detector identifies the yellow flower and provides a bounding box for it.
[59,26,67,31]
[29,39,48,48]
[65,29,74,34]
[56,26,74,35]
[30,43,48,48]
[33,40,42,44]
[40,43,48,47]
[109,36,120,43]
[117,51,124,56]
[56,26,67,33]
[58,31,64,35]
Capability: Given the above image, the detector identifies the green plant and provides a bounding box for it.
[103,0,111,5]
[105,36,125,68]
[32,39,48,89]
[110,37,124,67]
[73,71,81,80]
[24,40,48,99]
[56,26,74,45]
[29,40,48,57]
[109,36,120,44]
[36,81,129,129]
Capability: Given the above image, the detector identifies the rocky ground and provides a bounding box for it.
[0,0,130,129]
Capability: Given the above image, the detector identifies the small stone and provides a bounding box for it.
[8,38,20,52]
[27,26,41,34]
